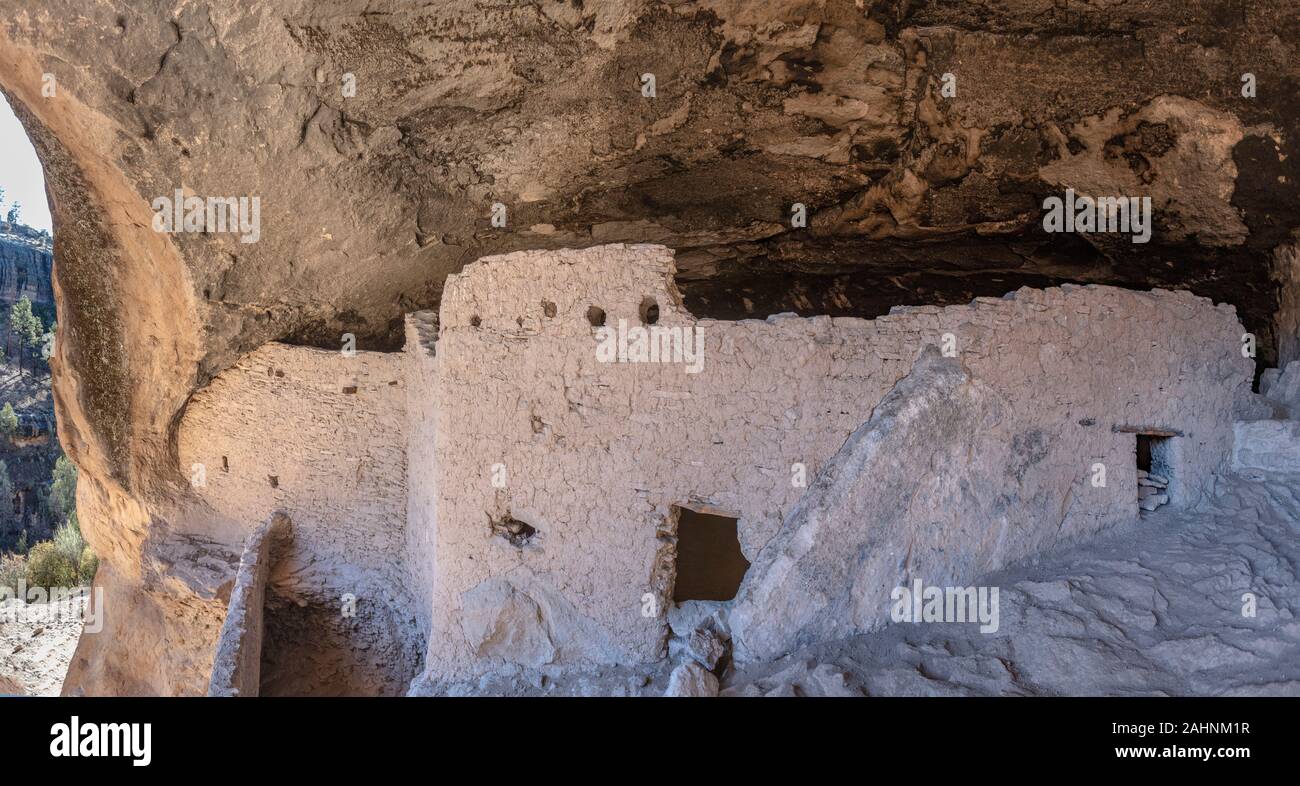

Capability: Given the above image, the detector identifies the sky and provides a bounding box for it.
[0,93,53,233]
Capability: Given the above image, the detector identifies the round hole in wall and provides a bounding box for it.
[586,306,606,327]
[470,315,481,328]
[639,297,659,325]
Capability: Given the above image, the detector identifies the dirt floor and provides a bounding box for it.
[0,593,85,696]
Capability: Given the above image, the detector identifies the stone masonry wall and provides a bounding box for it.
[169,243,1253,684]
[176,343,410,602]
[1275,240,1300,368]
[207,513,291,697]
[417,244,1253,679]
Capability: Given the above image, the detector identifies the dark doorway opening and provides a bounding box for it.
[672,506,750,602]
[1136,434,1173,512]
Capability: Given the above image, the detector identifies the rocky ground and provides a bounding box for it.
[423,467,1300,697]
[0,594,86,696]
[722,470,1300,697]
[5,467,1297,698]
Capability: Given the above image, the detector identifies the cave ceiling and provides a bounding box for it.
[2,0,1297,375]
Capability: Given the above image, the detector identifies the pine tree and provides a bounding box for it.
[48,455,77,523]
[8,297,41,378]
[0,402,17,440]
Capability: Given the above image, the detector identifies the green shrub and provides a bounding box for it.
[0,552,25,594]
[77,546,98,584]
[15,511,97,591]
[53,515,85,567]
[25,541,80,589]
[49,456,78,523]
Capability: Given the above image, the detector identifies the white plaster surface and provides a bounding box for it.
[416,244,1253,678]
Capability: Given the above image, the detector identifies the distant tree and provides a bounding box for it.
[48,455,77,524]
[6,202,20,225]
[7,297,41,377]
[0,460,12,528]
[0,402,17,440]
[40,323,56,369]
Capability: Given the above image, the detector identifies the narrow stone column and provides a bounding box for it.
[207,512,292,697]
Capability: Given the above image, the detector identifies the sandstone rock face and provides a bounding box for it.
[1233,420,1300,474]
[0,223,52,306]
[0,2,1292,694]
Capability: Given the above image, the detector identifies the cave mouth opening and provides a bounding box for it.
[671,505,750,603]
[0,90,85,697]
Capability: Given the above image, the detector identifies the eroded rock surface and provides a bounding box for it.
[729,347,1007,661]
[725,470,1300,697]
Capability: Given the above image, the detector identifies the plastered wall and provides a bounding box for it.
[418,244,1252,678]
